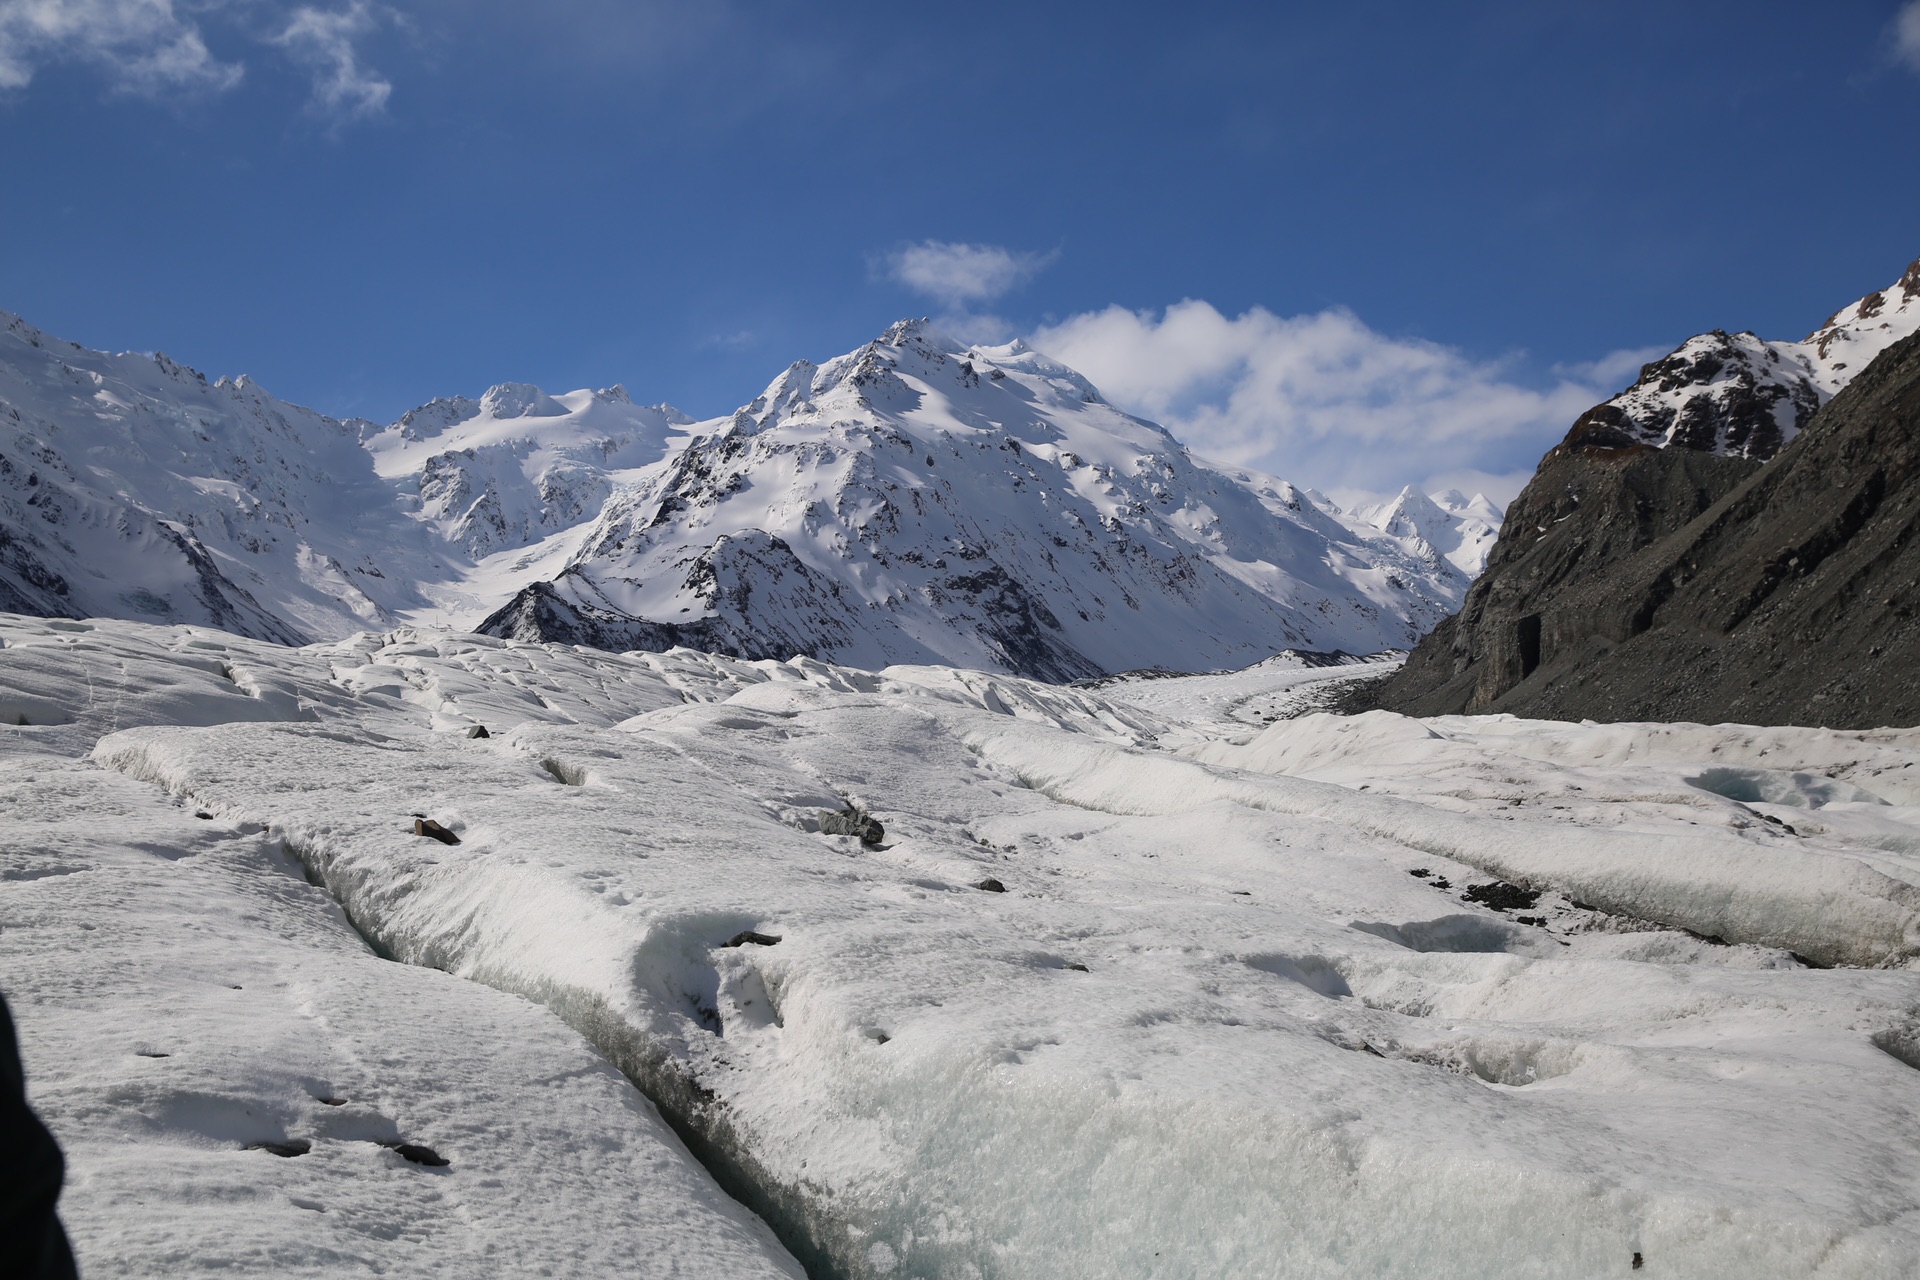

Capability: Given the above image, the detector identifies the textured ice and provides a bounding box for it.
[6,615,1920,1276]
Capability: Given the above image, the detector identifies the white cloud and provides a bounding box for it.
[1030,300,1648,502]
[886,240,1056,310]
[273,0,387,121]
[0,0,243,95]
[1896,1,1920,71]
[0,0,390,122]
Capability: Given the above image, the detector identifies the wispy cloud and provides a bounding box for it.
[1030,300,1652,503]
[885,240,1056,310]
[272,0,387,121]
[0,0,243,95]
[0,0,390,123]
[1896,1,1920,71]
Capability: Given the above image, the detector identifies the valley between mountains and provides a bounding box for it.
[5,257,1920,1280]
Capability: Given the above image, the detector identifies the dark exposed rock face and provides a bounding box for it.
[1376,330,1920,728]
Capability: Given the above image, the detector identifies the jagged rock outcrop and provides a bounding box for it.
[1376,327,1920,727]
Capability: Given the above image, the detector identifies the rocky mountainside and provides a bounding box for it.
[1375,259,1920,727]
[0,309,1489,678]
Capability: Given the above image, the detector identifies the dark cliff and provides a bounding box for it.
[1373,330,1920,728]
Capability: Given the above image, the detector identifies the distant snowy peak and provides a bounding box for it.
[481,320,1473,678]
[1562,256,1920,461]
[1355,485,1504,577]
[365,383,694,559]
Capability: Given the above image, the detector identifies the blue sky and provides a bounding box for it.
[2,1,1918,502]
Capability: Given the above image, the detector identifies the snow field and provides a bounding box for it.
[8,614,1920,1276]
[0,750,802,1276]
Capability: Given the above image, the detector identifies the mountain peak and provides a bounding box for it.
[479,382,567,420]
[1560,252,1920,462]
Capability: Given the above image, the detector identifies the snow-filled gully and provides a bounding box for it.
[11,618,1920,1277]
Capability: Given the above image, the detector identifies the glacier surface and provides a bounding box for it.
[4,612,1920,1277]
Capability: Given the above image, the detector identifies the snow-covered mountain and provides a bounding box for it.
[478,321,1480,679]
[1566,256,1920,459]
[0,309,1489,676]
[0,310,450,641]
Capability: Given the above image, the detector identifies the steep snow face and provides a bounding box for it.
[363,384,691,559]
[0,310,453,643]
[1567,257,1920,460]
[481,321,1472,678]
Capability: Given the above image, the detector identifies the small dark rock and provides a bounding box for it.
[1633,1253,1644,1271]
[819,808,884,845]
[135,1050,170,1058]
[1066,963,1089,972]
[1464,881,1539,912]
[466,725,490,739]
[1429,877,1452,890]
[1229,890,1251,896]
[974,878,1007,893]
[318,1098,347,1107]
[247,1139,312,1158]
[722,930,782,948]
[1515,915,1547,928]
[1407,868,1432,879]
[194,810,213,820]
[383,1141,449,1167]
[413,818,460,845]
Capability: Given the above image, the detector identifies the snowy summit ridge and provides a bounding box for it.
[1564,257,1920,460]
[0,308,1485,676]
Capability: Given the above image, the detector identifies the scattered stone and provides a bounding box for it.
[318,1098,347,1107]
[194,810,213,820]
[247,1139,312,1158]
[974,878,1007,893]
[1429,877,1452,890]
[466,725,490,739]
[722,930,782,948]
[1463,881,1541,912]
[819,807,884,845]
[135,1050,169,1058]
[1515,915,1547,928]
[382,1141,450,1167]
[414,818,460,845]
[1407,868,1432,879]
[1229,890,1252,896]
[1633,1253,1644,1271]
[1066,963,1089,972]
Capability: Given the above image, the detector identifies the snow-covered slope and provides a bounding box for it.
[0,308,1486,677]
[479,321,1472,678]
[362,382,691,559]
[0,310,452,641]
[8,613,1920,1276]
[1567,256,1920,460]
